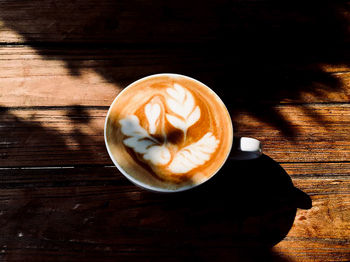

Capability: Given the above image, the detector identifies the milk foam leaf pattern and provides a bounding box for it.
[119,115,160,154]
[166,83,200,134]
[143,145,171,166]
[145,102,161,135]
[120,115,149,138]
[119,116,171,166]
[186,106,200,128]
[165,114,186,131]
[168,132,219,174]
[119,83,219,176]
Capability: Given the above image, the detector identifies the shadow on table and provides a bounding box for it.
[128,154,311,261]
[0,105,107,166]
[0,0,349,138]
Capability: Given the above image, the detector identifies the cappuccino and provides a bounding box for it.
[105,74,233,191]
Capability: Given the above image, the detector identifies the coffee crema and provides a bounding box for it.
[105,74,233,190]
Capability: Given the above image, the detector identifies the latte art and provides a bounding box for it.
[119,84,219,178]
[167,133,219,173]
[165,83,201,139]
[105,74,233,190]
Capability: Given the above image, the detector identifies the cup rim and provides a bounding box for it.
[104,73,233,193]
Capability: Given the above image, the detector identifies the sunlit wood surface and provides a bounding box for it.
[0,1,349,261]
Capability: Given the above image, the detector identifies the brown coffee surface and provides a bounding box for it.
[106,74,233,190]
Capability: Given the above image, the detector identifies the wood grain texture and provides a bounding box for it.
[1,104,349,166]
[0,163,348,188]
[0,46,349,107]
[281,162,350,177]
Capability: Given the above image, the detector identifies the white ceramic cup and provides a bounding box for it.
[104,73,262,193]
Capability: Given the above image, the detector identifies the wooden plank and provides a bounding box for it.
[233,104,350,162]
[282,162,350,178]
[0,46,349,107]
[0,166,124,188]
[289,180,350,239]
[0,108,110,166]
[0,163,349,188]
[0,104,349,166]
[0,165,349,261]
[275,182,350,261]
[275,238,350,262]
[274,174,350,261]
[0,46,215,107]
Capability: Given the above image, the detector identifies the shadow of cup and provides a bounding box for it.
[121,154,312,261]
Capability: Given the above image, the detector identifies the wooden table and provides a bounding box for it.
[0,1,349,261]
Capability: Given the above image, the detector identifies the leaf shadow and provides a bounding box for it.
[0,106,107,166]
[0,0,348,138]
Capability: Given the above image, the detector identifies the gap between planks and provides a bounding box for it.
[1,103,350,111]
